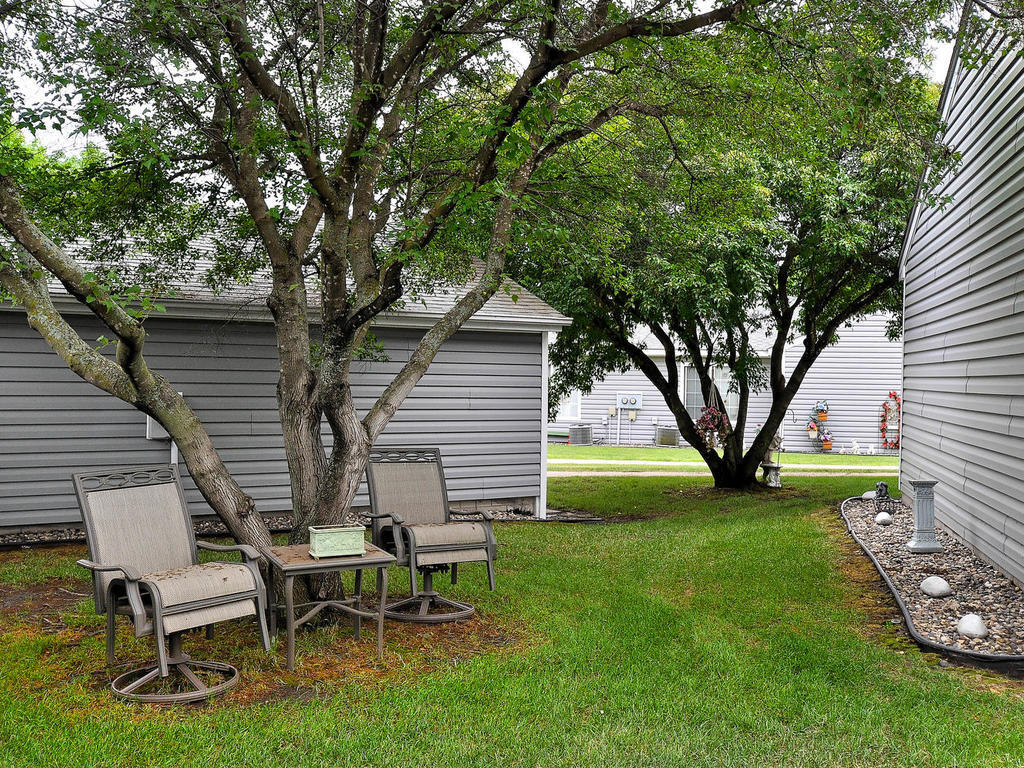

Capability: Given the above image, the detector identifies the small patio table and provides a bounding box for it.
[262,541,396,671]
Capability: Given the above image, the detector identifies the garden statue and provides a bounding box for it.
[760,432,783,489]
[873,481,899,516]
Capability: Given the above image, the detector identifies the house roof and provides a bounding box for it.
[30,244,571,333]
[141,266,571,333]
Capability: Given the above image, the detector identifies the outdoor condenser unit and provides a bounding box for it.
[655,426,680,447]
[568,424,593,446]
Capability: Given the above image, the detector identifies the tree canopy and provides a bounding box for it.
[514,5,952,487]
[2,0,778,547]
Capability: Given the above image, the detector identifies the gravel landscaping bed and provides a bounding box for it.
[844,498,1024,655]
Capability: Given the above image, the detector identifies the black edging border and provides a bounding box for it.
[839,496,1024,671]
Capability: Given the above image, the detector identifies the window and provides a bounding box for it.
[555,390,582,422]
[683,366,739,423]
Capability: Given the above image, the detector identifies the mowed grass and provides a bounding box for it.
[548,444,899,466]
[548,463,896,475]
[2,475,1023,768]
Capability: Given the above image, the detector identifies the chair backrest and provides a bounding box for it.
[73,465,197,613]
[365,448,450,541]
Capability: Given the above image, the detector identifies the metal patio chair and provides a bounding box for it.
[73,465,270,703]
[365,448,497,623]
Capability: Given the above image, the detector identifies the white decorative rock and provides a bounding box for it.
[862,491,877,500]
[920,576,952,598]
[874,512,893,526]
[957,614,989,639]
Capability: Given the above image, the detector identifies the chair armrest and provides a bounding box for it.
[76,559,141,582]
[450,509,495,521]
[366,511,404,525]
[196,541,261,562]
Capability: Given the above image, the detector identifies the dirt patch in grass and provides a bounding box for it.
[219,612,532,706]
[0,578,91,629]
[2,583,532,709]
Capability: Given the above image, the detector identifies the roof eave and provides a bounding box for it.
[15,295,571,333]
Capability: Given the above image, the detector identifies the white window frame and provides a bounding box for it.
[555,390,582,422]
[681,365,740,424]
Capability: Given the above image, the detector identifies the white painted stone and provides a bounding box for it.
[874,512,893,526]
[957,614,988,639]
[862,491,877,500]
[920,576,952,598]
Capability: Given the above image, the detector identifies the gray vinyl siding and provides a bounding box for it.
[0,311,543,528]
[552,363,679,445]
[900,38,1024,585]
[783,314,902,453]
[550,314,900,452]
[551,365,776,448]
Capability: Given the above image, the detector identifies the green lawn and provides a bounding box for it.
[3,475,1023,767]
[548,462,894,474]
[549,443,899,466]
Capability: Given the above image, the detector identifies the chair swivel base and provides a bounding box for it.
[384,591,475,624]
[384,567,474,624]
[111,654,238,704]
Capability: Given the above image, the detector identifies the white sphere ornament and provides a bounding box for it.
[920,576,952,598]
[874,512,893,526]
[957,614,989,639]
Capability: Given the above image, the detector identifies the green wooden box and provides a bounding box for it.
[308,525,366,559]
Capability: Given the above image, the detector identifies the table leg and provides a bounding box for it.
[353,568,363,642]
[267,568,277,638]
[285,574,296,672]
[376,567,388,660]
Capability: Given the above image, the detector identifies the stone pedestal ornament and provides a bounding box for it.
[906,479,943,554]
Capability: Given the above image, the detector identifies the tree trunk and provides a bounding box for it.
[143,384,274,551]
[710,439,761,490]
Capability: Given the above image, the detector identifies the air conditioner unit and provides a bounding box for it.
[568,424,593,446]
[655,426,680,447]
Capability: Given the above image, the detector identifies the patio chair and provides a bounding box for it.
[365,448,497,623]
[73,465,270,703]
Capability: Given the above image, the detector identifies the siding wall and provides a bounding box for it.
[0,312,543,528]
[551,314,901,452]
[783,315,902,453]
[900,39,1024,585]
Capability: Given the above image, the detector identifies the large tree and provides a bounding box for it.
[1,0,760,549]
[517,7,952,488]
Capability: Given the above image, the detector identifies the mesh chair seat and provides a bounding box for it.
[407,521,488,548]
[407,522,490,566]
[141,562,260,634]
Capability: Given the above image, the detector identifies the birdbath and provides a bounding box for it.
[760,436,783,489]
[906,479,943,554]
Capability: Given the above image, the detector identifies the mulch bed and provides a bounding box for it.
[844,498,1024,655]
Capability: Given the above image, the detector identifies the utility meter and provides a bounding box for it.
[615,392,643,410]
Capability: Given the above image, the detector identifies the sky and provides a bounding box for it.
[928,38,956,84]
